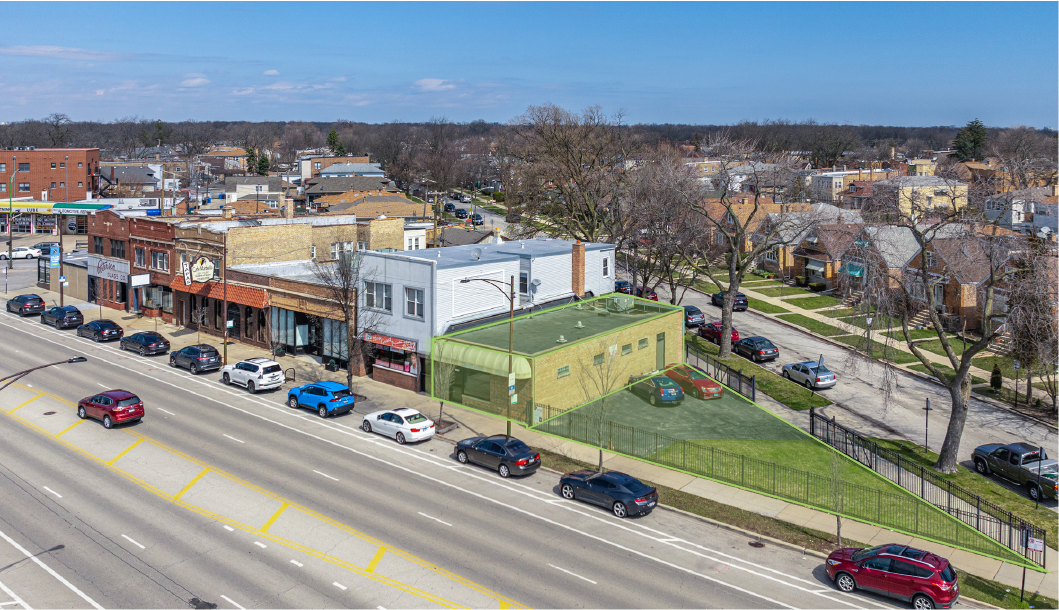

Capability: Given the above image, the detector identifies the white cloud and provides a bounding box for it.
[355,100,371,106]
[330,76,347,82]
[180,74,209,87]
[95,89,105,96]
[263,69,280,76]
[0,45,129,61]
[414,78,455,92]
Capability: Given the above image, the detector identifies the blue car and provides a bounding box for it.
[629,374,684,406]
[287,381,355,418]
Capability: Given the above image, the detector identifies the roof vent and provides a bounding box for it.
[574,321,584,329]
[471,247,482,260]
[556,335,567,344]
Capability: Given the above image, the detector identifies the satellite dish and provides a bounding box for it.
[471,248,482,260]
[531,278,541,287]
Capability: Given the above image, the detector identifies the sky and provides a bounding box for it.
[0,2,1055,128]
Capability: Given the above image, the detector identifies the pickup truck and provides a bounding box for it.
[972,442,1057,502]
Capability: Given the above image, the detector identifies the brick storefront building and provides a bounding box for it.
[0,148,100,201]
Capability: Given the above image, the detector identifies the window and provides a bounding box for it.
[50,182,57,189]
[593,353,605,366]
[59,182,64,188]
[110,240,126,259]
[924,251,936,268]
[51,163,57,169]
[151,251,169,271]
[519,272,529,294]
[311,245,317,259]
[18,183,30,192]
[622,344,632,355]
[214,300,222,329]
[364,282,392,311]
[330,242,340,259]
[313,162,321,169]
[557,365,570,379]
[78,162,83,168]
[212,258,220,279]
[0,184,5,193]
[59,162,65,168]
[765,246,778,262]
[18,163,29,172]
[135,247,145,267]
[0,163,5,172]
[78,181,83,188]
[93,236,104,254]
[413,237,420,249]
[638,338,648,350]
[602,257,610,277]
[357,241,368,251]
[405,287,424,318]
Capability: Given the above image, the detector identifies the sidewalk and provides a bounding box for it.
[9,284,1055,597]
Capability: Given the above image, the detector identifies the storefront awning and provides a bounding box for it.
[168,276,268,309]
[804,259,826,273]
[839,264,864,277]
[434,342,532,379]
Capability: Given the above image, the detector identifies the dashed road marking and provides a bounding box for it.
[42,486,62,498]
[223,525,235,532]
[219,595,245,610]
[290,560,303,567]
[417,512,452,527]
[333,582,347,591]
[548,564,596,585]
[121,535,145,549]
[312,470,338,481]
[0,527,103,609]
[222,434,244,444]
[157,408,175,416]
[254,541,267,549]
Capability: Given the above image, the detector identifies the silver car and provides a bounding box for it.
[782,361,837,389]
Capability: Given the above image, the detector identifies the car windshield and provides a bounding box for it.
[755,340,775,349]
[809,364,831,374]
[685,367,709,380]
[263,365,282,374]
[331,389,351,399]
[851,545,886,561]
[939,565,956,582]
[685,307,701,314]
[506,440,531,453]
[405,413,427,424]
[116,397,140,408]
[656,378,679,388]
[200,350,217,357]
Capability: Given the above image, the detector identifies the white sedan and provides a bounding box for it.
[361,407,435,444]
[782,361,838,389]
[0,247,41,260]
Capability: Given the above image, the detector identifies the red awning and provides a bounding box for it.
[168,276,268,309]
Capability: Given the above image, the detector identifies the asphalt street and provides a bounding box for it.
[0,311,927,609]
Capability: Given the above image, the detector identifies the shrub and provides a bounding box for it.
[990,363,1003,392]
[808,282,827,292]
[795,275,808,286]
[492,192,505,202]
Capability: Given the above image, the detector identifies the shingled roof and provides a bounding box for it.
[304,176,397,195]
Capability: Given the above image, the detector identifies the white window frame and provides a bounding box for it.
[602,256,610,277]
[404,287,424,318]
[365,282,392,312]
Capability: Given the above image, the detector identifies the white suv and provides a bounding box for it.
[221,357,284,393]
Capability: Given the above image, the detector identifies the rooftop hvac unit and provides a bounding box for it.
[607,296,634,312]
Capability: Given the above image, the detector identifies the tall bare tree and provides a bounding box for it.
[312,251,384,390]
[576,338,631,472]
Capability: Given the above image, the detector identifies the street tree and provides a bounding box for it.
[576,338,631,472]
[952,119,988,162]
[326,128,341,154]
[1005,251,1058,412]
[419,117,460,196]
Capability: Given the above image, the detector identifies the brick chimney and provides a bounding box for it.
[571,240,585,297]
[222,206,233,219]
[285,197,294,220]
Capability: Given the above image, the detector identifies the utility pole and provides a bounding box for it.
[7,155,15,269]
[222,230,229,365]
[60,155,68,306]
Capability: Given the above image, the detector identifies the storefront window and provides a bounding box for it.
[258,309,266,342]
[373,346,414,374]
[322,318,348,360]
[37,258,50,284]
[245,306,253,340]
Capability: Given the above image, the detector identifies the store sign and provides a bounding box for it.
[130,273,151,287]
[362,332,416,352]
[181,261,192,286]
[49,247,59,269]
[190,257,215,283]
[87,255,130,282]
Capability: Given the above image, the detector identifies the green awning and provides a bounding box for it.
[839,264,864,277]
[804,259,826,273]
[433,342,533,379]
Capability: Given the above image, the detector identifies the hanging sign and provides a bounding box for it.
[190,257,215,283]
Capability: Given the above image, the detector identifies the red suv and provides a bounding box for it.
[77,390,144,429]
[699,321,739,344]
[826,544,959,609]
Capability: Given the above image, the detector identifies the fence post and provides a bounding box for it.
[773,462,776,495]
[751,375,755,401]
[897,455,902,487]
[947,480,952,513]
[741,454,745,486]
[976,497,980,531]
[682,439,686,470]
[810,407,815,436]
[806,471,810,503]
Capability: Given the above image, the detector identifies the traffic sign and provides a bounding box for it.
[59,276,66,282]
[1013,360,1021,370]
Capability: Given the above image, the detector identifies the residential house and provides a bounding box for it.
[304,176,399,205]
[320,195,431,222]
[318,163,385,178]
[790,223,863,287]
[205,146,249,170]
[298,155,371,182]
[433,226,501,248]
[871,176,969,214]
[984,186,1059,239]
[755,204,863,278]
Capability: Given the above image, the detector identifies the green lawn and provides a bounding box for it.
[740,279,784,287]
[481,205,505,215]
[819,307,857,318]
[912,338,974,358]
[832,335,920,364]
[870,438,1057,551]
[884,328,942,341]
[906,363,987,386]
[972,386,1055,413]
[747,300,790,314]
[752,286,812,297]
[775,314,848,337]
[958,572,1057,609]
[838,314,902,330]
[972,353,1019,380]
[786,295,842,309]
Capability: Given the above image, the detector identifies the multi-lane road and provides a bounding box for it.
[0,305,930,609]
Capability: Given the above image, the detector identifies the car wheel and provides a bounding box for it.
[169,356,177,368]
[102,415,113,430]
[612,502,628,518]
[361,421,372,433]
[40,316,46,325]
[18,309,25,318]
[561,484,575,499]
[692,388,700,399]
[498,464,510,478]
[247,381,256,394]
[457,450,468,464]
[77,406,86,419]
[190,363,199,374]
[222,373,230,385]
[912,594,935,610]
[288,396,299,409]
[318,405,328,418]
[1028,484,1041,502]
[139,347,146,357]
[804,379,813,389]
[93,334,101,342]
[782,370,790,379]
[974,458,988,474]
[649,394,657,406]
[835,573,856,592]
[396,432,406,445]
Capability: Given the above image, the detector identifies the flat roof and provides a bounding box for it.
[439,295,681,357]
[370,238,613,270]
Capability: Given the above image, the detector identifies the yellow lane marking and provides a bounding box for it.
[1,383,526,609]
[107,438,144,465]
[174,468,209,501]
[10,394,42,412]
[260,503,288,533]
[500,603,510,610]
[366,547,386,573]
[56,419,86,437]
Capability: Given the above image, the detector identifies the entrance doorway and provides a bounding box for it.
[227,303,241,340]
[656,332,665,370]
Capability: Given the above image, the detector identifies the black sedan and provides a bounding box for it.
[559,470,658,518]
[120,331,171,356]
[471,213,484,225]
[455,435,541,478]
[6,294,46,317]
[733,336,779,362]
[614,280,633,295]
[454,208,468,219]
[711,292,748,311]
[41,305,84,329]
[77,319,124,342]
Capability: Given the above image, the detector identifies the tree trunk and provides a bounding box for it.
[718,265,740,360]
[936,375,972,473]
[836,514,843,547]
[1025,370,1033,406]
[598,449,604,473]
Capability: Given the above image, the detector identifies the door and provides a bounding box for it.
[886,559,918,600]
[933,284,944,311]
[476,441,502,468]
[858,557,892,592]
[227,303,241,340]
[655,333,665,370]
[374,413,394,436]
[584,479,614,506]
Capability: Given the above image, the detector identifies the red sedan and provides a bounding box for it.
[665,365,724,400]
[699,321,739,344]
[77,390,144,429]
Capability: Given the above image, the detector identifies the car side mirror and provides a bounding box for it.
[376,415,383,420]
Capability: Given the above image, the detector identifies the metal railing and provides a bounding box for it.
[809,408,1047,568]
[686,344,756,402]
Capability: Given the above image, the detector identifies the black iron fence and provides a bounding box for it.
[809,408,1047,569]
[687,344,756,402]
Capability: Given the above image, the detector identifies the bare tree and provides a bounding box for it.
[576,338,631,472]
[44,113,73,148]
[1005,250,1059,413]
[419,117,460,195]
[190,306,209,345]
[830,449,845,546]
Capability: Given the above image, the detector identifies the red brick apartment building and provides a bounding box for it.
[0,148,100,201]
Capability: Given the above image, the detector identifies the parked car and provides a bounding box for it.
[287,381,355,418]
[782,361,837,389]
[443,202,456,212]
[120,331,171,356]
[76,319,124,342]
[361,407,435,444]
[77,389,144,429]
[559,470,658,518]
[455,435,541,478]
[699,321,739,344]
[41,305,83,329]
[0,246,41,260]
[461,195,472,203]
[665,364,724,400]
[221,357,284,393]
[471,213,484,225]
[733,336,779,362]
[169,344,222,374]
[614,280,633,295]
[629,374,684,406]
[635,287,658,301]
[6,294,46,316]
[682,305,705,327]
[31,241,61,255]
[711,292,748,311]
[825,543,959,609]
[971,442,1056,501]
[454,208,468,219]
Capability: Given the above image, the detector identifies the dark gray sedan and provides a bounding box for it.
[120,331,171,356]
[455,435,541,478]
[733,336,779,362]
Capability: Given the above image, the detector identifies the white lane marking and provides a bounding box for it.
[0,579,30,610]
[312,470,338,481]
[222,434,244,444]
[219,595,245,610]
[223,525,234,532]
[332,582,347,591]
[25,384,31,388]
[97,383,108,388]
[121,534,145,549]
[289,560,303,567]
[157,408,175,416]
[548,563,596,585]
[42,486,62,498]
[0,527,104,610]
[417,512,452,527]
[0,602,27,608]
[0,319,860,608]
[253,541,267,549]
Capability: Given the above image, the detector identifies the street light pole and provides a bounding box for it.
[0,356,88,393]
[61,155,68,306]
[924,398,931,449]
[7,155,15,269]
